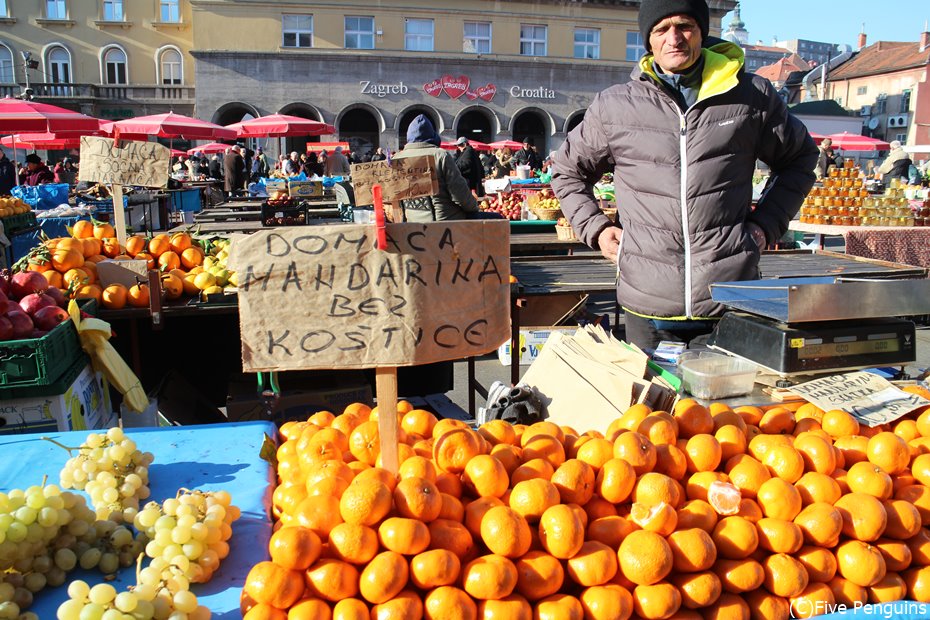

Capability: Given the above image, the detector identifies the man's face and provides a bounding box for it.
[649,14,702,74]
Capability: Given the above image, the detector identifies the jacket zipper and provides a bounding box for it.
[678,112,692,318]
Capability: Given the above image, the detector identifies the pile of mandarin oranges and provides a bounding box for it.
[243,387,930,620]
[22,221,210,309]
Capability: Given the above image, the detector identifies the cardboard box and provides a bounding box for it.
[226,371,373,423]
[288,181,324,198]
[97,259,148,288]
[498,327,577,366]
[265,179,287,194]
[0,364,116,435]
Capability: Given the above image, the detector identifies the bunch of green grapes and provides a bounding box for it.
[56,566,210,620]
[134,490,239,584]
[54,428,154,523]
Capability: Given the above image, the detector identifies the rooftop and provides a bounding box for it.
[756,54,813,83]
[828,40,930,80]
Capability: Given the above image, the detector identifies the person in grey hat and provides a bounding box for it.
[324,145,351,177]
[454,136,484,195]
[550,0,817,351]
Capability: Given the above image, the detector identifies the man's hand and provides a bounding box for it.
[747,222,767,249]
[597,226,623,263]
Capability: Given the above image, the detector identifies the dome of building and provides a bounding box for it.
[723,2,749,45]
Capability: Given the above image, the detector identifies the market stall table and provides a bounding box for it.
[789,221,930,268]
[0,421,275,618]
[506,250,927,388]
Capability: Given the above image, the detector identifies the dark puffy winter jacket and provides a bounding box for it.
[551,40,817,320]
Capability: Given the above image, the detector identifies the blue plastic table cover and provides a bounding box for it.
[0,421,276,619]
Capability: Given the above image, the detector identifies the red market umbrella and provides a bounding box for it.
[441,139,492,152]
[808,132,826,144]
[827,132,891,152]
[171,148,188,157]
[107,112,237,141]
[1,132,84,150]
[187,142,232,155]
[488,140,524,151]
[0,97,100,134]
[226,114,335,138]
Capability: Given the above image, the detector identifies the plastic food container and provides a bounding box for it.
[678,351,758,400]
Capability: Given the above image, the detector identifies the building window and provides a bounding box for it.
[345,16,374,50]
[47,46,71,83]
[103,46,126,84]
[875,94,887,115]
[102,0,122,21]
[0,1,8,18]
[405,18,433,52]
[463,21,491,54]
[901,89,912,113]
[46,0,66,19]
[896,133,907,143]
[520,24,546,56]
[856,86,867,96]
[0,46,13,83]
[626,31,646,61]
[282,14,312,48]
[159,47,182,84]
[574,28,600,59]
[159,0,179,23]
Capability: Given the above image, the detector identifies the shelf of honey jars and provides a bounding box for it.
[798,165,926,227]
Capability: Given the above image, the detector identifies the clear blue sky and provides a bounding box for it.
[724,1,929,50]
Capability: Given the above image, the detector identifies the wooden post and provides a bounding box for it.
[388,199,404,224]
[376,367,399,475]
[110,183,129,247]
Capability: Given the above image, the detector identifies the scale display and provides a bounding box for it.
[796,338,900,360]
[709,312,916,376]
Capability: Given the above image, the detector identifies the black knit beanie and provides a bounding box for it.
[639,0,709,51]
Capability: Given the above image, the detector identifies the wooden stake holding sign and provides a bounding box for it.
[78,136,171,246]
[230,156,510,474]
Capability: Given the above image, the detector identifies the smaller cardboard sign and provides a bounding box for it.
[78,136,170,188]
[351,155,439,206]
[96,259,148,288]
[789,371,930,427]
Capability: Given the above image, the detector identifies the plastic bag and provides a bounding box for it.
[12,183,70,210]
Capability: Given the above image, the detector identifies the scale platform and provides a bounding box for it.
[707,278,930,377]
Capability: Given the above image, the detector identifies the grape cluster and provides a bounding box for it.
[55,428,155,523]
[56,571,210,620]
[134,490,240,584]
[0,482,142,618]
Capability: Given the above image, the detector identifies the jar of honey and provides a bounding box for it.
[813,197,824,207]
[845,158,855,169]
[829,167,840,178]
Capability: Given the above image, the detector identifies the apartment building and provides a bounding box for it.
[0,0,195,120]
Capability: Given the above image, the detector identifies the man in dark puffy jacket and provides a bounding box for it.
[454,137,485,196]
[0,149,16,195]
[551,0,817,350]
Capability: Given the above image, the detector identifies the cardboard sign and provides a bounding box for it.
[78,136,170,188]
[351,155,439,206]
[228,221,511,371]
[789,372,930,427]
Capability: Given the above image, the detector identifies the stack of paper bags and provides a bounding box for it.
[521,324,678,434]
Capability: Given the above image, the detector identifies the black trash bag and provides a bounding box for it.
[486,386,543,425]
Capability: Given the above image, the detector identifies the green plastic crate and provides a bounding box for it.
[0,298,97,390]
[0,211,37,234]
[0,352,90,399]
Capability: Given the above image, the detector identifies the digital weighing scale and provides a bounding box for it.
[707,277,930,378]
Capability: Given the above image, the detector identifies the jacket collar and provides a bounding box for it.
[634,39,744,104]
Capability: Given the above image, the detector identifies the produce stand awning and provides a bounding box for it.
[0,97,101,134]
[105,112,237,141]
[305,141,349,152]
